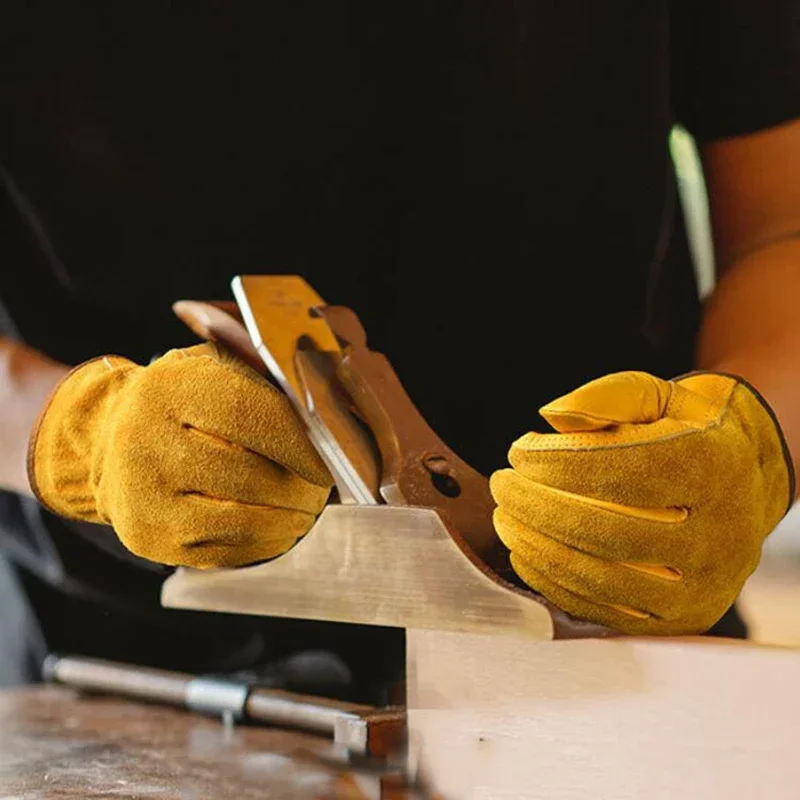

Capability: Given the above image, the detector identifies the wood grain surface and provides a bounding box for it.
[407,631,800,799]
[0,686,387,799]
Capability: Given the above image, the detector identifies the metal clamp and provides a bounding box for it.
[186,676,250,721]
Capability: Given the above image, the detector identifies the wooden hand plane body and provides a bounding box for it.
[163,275,605,640]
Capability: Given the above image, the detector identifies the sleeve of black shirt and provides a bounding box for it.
[672,1,800,142]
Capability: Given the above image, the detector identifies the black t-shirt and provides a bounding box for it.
[0,2,797,674]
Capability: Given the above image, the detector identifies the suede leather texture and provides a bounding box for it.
[490,371,793,635]
[29,343,332,568]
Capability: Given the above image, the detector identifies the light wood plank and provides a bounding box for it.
[407,630,800,799]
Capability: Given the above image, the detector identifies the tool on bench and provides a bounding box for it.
[165,275,610,640]
[43,654,404,759]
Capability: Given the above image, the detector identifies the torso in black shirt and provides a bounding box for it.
[0,2,796,673]
[2,2,703,473]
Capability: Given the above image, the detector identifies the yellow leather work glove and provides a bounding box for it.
[28,343,332,568]
[490,371,795,635]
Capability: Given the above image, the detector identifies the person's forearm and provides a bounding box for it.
[697,236,800,491]
[0,337,70,496]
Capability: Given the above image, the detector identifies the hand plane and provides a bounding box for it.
[161,277,800,800]
[163,275,608,640]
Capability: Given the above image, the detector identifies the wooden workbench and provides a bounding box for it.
[0,686,384,799]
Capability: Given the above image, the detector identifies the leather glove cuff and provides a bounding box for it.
[27,355,138,522]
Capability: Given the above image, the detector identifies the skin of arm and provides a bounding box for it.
[697,117,800,492]
[0,337,70,496]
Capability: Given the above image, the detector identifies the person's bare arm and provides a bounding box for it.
[697,117,800,489]
[0,337,70,496]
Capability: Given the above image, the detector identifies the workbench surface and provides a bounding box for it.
[0,686,375,799]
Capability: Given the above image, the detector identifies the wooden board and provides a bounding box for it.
[407,630,800,799]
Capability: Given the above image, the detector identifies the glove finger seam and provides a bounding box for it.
[178,489,319,515]
[511,559,659,622]
[167,415,329,489]
[497,506,681,582]
[494,470,690,525]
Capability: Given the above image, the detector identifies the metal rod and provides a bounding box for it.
[43,653,190,706]
[42,654,404,757]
